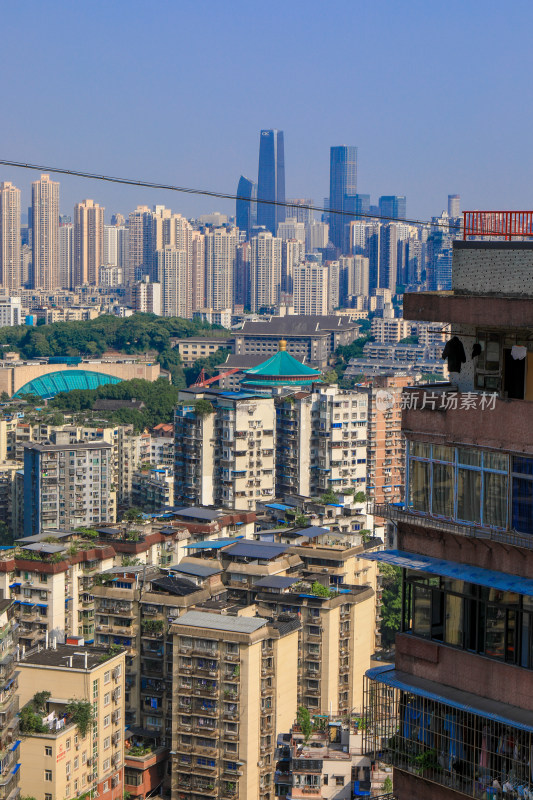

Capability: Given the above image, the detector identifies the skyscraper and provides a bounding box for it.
[329,145,357,250]
[378,195,407,220]
[59,222,73,288]
[157,246,189,318]
[257,129,285,234]
[250,230,282,311]
[127,205,151,284]
[448,193,461,217]
[236,175,257,238]
[74,199,104,285]
[0,181,21,289]
[32,174,60,289]
[205,226,238,310]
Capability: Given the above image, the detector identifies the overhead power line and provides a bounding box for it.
[0,158,462,232]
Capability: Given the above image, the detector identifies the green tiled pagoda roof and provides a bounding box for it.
[243,350,321,379]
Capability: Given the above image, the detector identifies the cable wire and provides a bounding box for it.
[0,158,462,232]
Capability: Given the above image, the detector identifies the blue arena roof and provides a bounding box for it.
[224,541,289,559]
[359,549,533,597]
[14,369,123,400]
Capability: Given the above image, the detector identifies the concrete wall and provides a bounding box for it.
[395,633,533,714]
[452,241,533,296]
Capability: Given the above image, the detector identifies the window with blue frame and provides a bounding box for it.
[408,442,511,531]
[512,456,533,534]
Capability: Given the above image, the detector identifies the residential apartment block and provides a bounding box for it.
[18,644,125,800]
[174,388,275,510]
[363,223,533,799]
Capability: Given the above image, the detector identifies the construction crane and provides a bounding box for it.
[192,367,241,387]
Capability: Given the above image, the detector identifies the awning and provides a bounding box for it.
[358,549,533,597]
[367,665,533,733]
[10,740,20,752]
[11,764,20,775]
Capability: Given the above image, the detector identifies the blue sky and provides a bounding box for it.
[1,0,532,223]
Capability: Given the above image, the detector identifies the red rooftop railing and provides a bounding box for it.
[463,210,533,240]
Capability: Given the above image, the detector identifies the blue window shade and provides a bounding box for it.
[513,456,533,476]
[512,477,533,534]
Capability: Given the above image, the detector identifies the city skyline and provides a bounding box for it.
[2,1,532,221]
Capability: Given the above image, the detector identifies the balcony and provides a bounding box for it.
[372,501,533,552]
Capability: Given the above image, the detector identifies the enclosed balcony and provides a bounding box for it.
[364,664,533,800]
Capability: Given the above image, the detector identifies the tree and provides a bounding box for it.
[123,508,143,522]
[297,706,312,743]
[66,699,94,737]
[311,581,333,598]
[319,490,339,505]
[383,776,393,793]
[322,370,338,384]
[32,690,51,711]
[193,399,214,417]
[380,563,402,650]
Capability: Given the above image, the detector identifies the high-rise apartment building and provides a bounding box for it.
[59,222,74,288]
[305,220,329,252]
[132,276,162,315]
[32,174,60,289]
[448,193,461,217]
[378,195,407,221]
[285,198,314,226]
[128,205,151,284]
[277,217,305,245]
[250,231,282,311]
[293,262,329,316]
[0,599,20,800]
[0,181,21,289]
[171,610,299,800]
[74,199,104,286]
[234,241,251,308]
[158,246,189,317]
[281,238,305,295]
[23,435,116,536]
[236,175,257,238]
[191,230,205,312]
[275,383,368,497]
[257,129,285,234]
[174,387,275,510]
[329,146,358,250]
[363,221,533,800]
[103,223,119,265]
[18,644,126,800]
[205,227,238,311]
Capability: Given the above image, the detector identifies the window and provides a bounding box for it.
[44,746,52,756]
[104,715,110,727]
[104,693,110,706]
[104,670,111,684]
[103,759,110,772]
[408,443,509,530]
[66,739,71,751]
[104,737,110,749]
[103,781,109,792]
[45,770,52,781]
[335,776,345,786]
[45,795,52,800]
[403,570,533,668]
[74,757,79,769]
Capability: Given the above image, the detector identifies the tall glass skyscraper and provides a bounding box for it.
[257,129,285,235]
[236,176,257,238]
[378,195,407,220]
[329,145,358,250]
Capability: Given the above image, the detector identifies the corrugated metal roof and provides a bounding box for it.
[295,526,330,539]
[21,543,66,554]
[174,610,267,634]
[172,561,221,577]
[225,541,289,560]
[367,665,533,733]
[185,537,243,550]
[254,575,299,589]
[358,549,533,597]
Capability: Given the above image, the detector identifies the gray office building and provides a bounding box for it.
[236,175,257,238]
